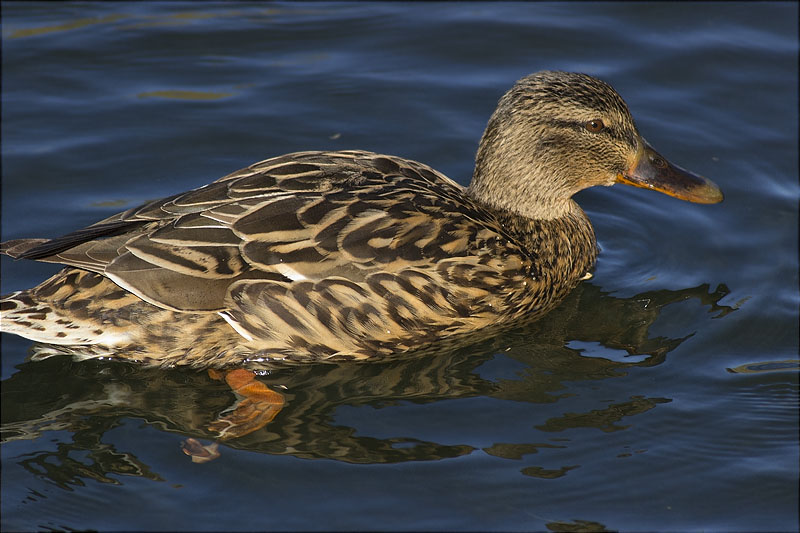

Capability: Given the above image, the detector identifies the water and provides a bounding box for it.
[1,2,798,531]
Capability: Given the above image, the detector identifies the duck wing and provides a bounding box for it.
[3,151,523,319]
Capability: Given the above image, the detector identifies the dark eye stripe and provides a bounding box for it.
[544,118,638,151]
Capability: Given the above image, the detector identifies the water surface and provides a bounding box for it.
[2,2,798,532]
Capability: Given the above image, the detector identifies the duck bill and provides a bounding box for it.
[616,138,723,204]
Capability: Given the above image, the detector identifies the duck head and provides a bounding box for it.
[468,71,723,220]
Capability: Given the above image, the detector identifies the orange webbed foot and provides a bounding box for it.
[206,368,286,440]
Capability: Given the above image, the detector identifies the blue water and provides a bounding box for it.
[2,2,798,532]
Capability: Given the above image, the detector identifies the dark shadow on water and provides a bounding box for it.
[1,282,733,488]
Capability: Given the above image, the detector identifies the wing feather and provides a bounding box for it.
[2,151,534,333]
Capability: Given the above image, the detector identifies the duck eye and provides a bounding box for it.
[585,119,605,133]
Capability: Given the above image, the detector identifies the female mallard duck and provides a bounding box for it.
[0,71,722,368]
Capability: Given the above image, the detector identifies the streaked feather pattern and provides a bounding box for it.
[1,71,720,368]
[1,150,596,366]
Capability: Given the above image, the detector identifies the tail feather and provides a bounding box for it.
[1,220,146,261]
[0,289,116,346]
[1,268,136,348]
[0,239,50,259]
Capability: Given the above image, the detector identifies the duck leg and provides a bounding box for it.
[181,369,285,462]
[206,368,286,439]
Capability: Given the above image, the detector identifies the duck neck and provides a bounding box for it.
[468,170,575,222]
[467,113,577,221]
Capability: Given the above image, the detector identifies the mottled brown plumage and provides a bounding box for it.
[0,71,722,368]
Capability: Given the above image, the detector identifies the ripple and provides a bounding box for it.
[728,360,800,374]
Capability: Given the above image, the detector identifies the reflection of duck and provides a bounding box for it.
[0,71,722,367]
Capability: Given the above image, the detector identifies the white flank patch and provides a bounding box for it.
[218,311,255,341]
[90,332,131,346]
[274,262,308,281]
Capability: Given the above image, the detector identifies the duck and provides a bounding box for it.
[0,71,722,369]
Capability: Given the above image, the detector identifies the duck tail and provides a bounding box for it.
[0,269,132,349]
[1,289,86,346]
